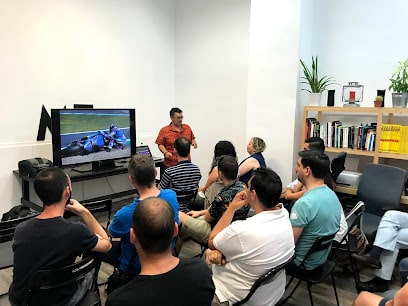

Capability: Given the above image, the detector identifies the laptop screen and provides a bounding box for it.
[135,145,152,157]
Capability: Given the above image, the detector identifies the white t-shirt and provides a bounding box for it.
[213,206,295,306]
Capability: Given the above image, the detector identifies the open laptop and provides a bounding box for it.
[135,145,153,157]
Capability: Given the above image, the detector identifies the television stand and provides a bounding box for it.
[72,160,121,173]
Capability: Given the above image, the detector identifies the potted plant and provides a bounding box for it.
[374,95,383,107]
[389,58,408,108]
[300,56,336,106]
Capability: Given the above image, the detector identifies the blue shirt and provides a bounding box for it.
[290,185,341,270]
[239,152,266,186]
[109,189,179,274]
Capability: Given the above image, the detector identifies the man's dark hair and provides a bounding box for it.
[305,137,325,153]
[217,155,238,181]
[170,107,182,117]
[132,197,174,254]
[210,140,237,172]
[34,167,69,206]
[128,155,156,187]
[174,137,190,158]
[249,167,282,208]
[298,150,330,179]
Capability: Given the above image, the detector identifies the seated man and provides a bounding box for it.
[108,155,179,276]
[159,137,202,212]
[207,167,295,305]
[179,155,248,244]
[289,150,341,270]
[106,197,215,306]
[281,136,325,201]
[353,210,408,292]
[9,167,112,306]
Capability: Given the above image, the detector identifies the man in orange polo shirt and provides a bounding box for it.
[156,107,197,171]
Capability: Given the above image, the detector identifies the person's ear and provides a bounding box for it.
[174,222,179,238]
[130,228,137,244]
[129,175,136,186]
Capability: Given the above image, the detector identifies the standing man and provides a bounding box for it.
[108,154,179,277]
[206,167,295,306]
[106,197,214,306]
[289,150,341,270]
[156,107,197,172]
[159,137,202,213]
[9,167,112,306]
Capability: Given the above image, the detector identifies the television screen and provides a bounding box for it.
[51,108,136,171]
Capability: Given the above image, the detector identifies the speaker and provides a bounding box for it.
[327,90,335,106]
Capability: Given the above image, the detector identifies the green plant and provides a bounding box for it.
[299,56,336,93]
[375,95,383,102]
[389,59,408,93]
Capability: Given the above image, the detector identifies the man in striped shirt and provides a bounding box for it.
[159,137,201,212]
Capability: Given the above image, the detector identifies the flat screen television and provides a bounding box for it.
[51,108,136,172]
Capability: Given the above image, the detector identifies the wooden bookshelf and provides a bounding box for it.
[302,106,408,163]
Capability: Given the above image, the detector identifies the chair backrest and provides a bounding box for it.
[357,163,407,216]
[331,152,347,182]
[64,199,112,229]
[339,201,365,245]
[233,254,295,306]
[176,189,198,205]
[25,254,101,306]
[0,213,39,243]
[299,233,336,270]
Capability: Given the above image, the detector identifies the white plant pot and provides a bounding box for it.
[309,92,322,106]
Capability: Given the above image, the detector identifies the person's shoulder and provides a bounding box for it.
[115,200,138,216]
[159,189,177,199]
[179,257,211,273]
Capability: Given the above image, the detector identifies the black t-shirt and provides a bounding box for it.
[9,217,98,305]
[106,257,215,306]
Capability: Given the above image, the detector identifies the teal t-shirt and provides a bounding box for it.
[290,185,341,270]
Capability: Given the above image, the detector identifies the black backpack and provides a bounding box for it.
[1,205,32,221]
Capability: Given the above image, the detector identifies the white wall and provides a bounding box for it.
[0,0,176,213]
[175,0,251,171]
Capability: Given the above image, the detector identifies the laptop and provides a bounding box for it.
[135,145,153,157]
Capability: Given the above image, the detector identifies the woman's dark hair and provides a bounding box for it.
[209,140,237,173]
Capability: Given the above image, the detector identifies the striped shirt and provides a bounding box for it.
[159,160,202,212]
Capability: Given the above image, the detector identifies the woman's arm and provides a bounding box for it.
[199,167,219,192]
[238,157,260,177]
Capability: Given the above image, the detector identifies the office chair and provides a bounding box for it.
[330,201,365,292]
[281,233,339,306]
[24,254,102,306]
[176,189,198,212]
[233,254,295,306]
[331,152,347,182]
[357,164,407,244]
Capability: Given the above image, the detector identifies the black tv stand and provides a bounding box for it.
[72,160,121,173]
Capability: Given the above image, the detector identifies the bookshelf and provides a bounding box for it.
[302,106,408,163]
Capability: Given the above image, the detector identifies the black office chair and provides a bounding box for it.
[176,189,198,212]
[24,254,102,306]
[356,164,407,244]
[233,254,295,306]
[330,201,365,292]
[281,233,339,306]
[64,199,113,230]
[331,152,347,182]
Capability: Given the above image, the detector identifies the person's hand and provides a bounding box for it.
[191,140,198,149]
[199,186,205,192]
[228,190,248,211]
[205,249,226,265]
[65,199,87,216]
[164,152,172,158]
[187,210,202,218]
